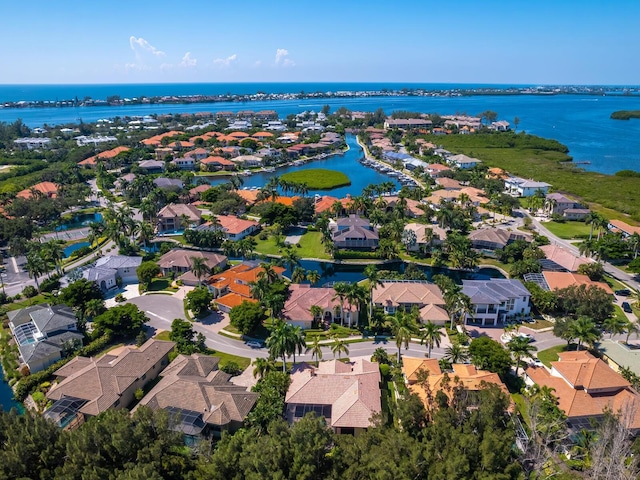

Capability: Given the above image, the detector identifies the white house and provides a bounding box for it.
[449,153,481,169]
[461,279,531,326]
[504,176,551,197]
[170,156,196,170]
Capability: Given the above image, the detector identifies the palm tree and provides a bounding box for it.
[629,233,640,259]
[306,270,321,285]
[42,240,64,276]
[585,212,604,241]
[190,256,210,284]
[448,293,473,331]
[265,293,285,325]
[291,267,306,284]
[389,309,417,363]
[444,344,469,364]
[603,315,627,339]
[332,282,349,326]
[571,316,601,350]
[331,337,349,359]
[138,221,155,249]
[310,305,324,328]
[507,336,537,375]
[624,319,640,344]
[25,253,45,291]
[364,264,385,320]
[266,321,292,372]
[252,357,274,380]
[344,283,367,327]
[306,335,323,363]
[282,247,301,272]
[258,263,280,284]
[420,321,444,358]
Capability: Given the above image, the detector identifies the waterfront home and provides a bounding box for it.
[158,249,227,276]
[544,193,589,219]
[78,146,130,168]
[314,195,351,216]
[372,281,449,325]
[14,137,52,150]
[45,339,175,429]
[200,156,236,171]
[425,163,452,179]
[16,181,58,200]
[539,244,592,272]
[461,278,531,326]
[139,159,165,173]
[449,153,481,170]
[8,304,83,374]
[435,177,462,190]
[608,219,640,239]
[403,223,447,252]
[156,203,203,233]
[383,118,432,130]
[282,284,359,329]
[255,110,278,121]
[232,155,263,168]
[141,130,183,147]
[285,358,381,435]
[81,255,142,291]
[489,120,511,131]
[403,357,511,410]
[133,353,258,440]
[525,351,640,433]
[468,227,532,251]
[504,176,551,197]
[197,215,259,241]
[189,184,213,200]
[332,214,379,249]
[539,271,613,295]
[170,156,196,171]
[207,262,285,313]
[153,177,184,190]
[227,120,251,130]
[383,196,425,218]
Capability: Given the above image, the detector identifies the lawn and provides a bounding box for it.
[612,304,628,323]
[254,231,330,259]
[146,277,178,292]
[604,274,628,293]
[280,169,351,190]
[542,221,592,240]
[537,344,568,368]
[2,293,55,311]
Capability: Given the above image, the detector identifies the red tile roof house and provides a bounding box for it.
[525,351,640,433]
[197,215,260,241]
[78,146,130,168]
[372,281,449,325]
[185,147,209,161]
[156,203,203,234]
[285,358,381,435]
[200,156,237,172]
[16,181,59,200]
[44,339,175,429]
[282,284,360,329]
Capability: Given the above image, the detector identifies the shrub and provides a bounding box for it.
[40,277,60,293]
[22,285,38,298]
[221,361,242,376]
[71,246,93,258]
[379,363,391,378]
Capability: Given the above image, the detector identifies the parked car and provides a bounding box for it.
[622,302,633,313]
[246,340,264,349]
[615,289,631,296]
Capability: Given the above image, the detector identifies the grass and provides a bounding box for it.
[537,344,568,368]
[604,274,628,292]
[511,393,530,426]
[3,293,54,312]
[524,319,554,330]
[254,231,330,260]
[165,235,187,245]
[146,278,178,293]
[279,169,351,190]
[612,304,628,323]
[154,331,171,341]
[423,132,640,221]
[542,220,593,239]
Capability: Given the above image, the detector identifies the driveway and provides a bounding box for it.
[128,294,187,324]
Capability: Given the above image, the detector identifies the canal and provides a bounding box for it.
[0,364,22,412]
[205,134,403,197]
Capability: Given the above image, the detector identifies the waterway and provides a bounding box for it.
[205,134,402,197]
[0,364,21,412]
[3,91,640,175]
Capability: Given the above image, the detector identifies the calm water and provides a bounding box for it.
[207,134,402,197]
[0,364,20,412]
[57,212,102,231]
[63,241,91,258]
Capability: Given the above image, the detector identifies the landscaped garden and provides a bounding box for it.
[280,169,351,190]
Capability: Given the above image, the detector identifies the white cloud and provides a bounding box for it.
[275,48,295,67]
[180,52,197,67]
[129,36,165,57]
[214,54,238,67]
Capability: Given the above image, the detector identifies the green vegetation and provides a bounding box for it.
[611,110,640,120]
[254,231,330,259]
[537,344,568,368]
[423,132,640,220]
[543,220,593,239]
[279,168,351,190]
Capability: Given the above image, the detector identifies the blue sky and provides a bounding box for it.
[3,0,639,84]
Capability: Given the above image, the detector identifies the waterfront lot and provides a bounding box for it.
[254,231,330,260]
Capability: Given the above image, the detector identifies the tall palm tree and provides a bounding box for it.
[138,221,155,249]
[344,283,367,327]
[42,240,64,276]
[585,212,603,241]
[252,357,275,380]
[364,264,385,320]
[190,256,210,284]
[624,319,640,344]
[420,321,444,358]
[389,309,417,363]
[331,337,349,359]
[265,293,285,325]
[291,267,306,284]
[306,335,323,362]
[282,247,301,272]
[306,270,321,286]
[310,305,323,328]
[571,316,601,350]
[448,293,473,330]
[290,326,306,364]
[332,282,349,326]
[444,344,469,364]
[25,253,45,291]
[603,315,627,339]
[258,263,280,284]
[629,233,640,259]
[266,321,292,372]
[507,336,538,375]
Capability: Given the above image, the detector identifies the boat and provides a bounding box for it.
[262,166,276,172]
[242,170,252,176]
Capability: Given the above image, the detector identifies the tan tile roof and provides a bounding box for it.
[286,358,381,429]
[404,223,447,243]
[372,281,445,309]
[47,340,175,415]
[283,284,357,323]
[542,271,614,295]
[540,245,592,272]
[609,219,640,236]
[157,203,202,222]
[158,249,227,271]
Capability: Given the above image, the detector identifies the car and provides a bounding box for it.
[622,302,633,313]
[615,289,632,297]
[246,341,263,349]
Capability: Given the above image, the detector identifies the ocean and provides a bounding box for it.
[1,83,640,175]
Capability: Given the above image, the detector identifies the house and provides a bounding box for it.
[7,304,83,374]
[200,156,236,171]
[525,351,640,433]
[435,177,462,190]
[133,353,258,440]
[156,203,202,233]
[185,147,209,161]
[14,137,52,150]
[314,195,351,215]
[282,284,359,329]
[332,215,379,249]
[402,223,447,252]
[426,164,452,178]
[544,193,589,219]
[608,219,640,239]
[233,155,263,167]
[114,173,136,192]
[139,160,166,173]
[83,255,142,289]
[158,249,227,276]
[539,245,592,272]
[189,184,213,200]
[596,339,640,377]
[504,176,551,197]
[16,181,59,200]
[372,281,449,324]
[197,215,259,241]
[78,146,130,168]
[468,228,533,251]
[207,262,284,313]
[383,118,432,130]
[403,357,511,410]
[75,135,118,147]
[153,177,184,190]
[461,278,531,326]
[449,153,481,170]
[45,339,175,429]
[489,120,511,131]
[170,156,196,171]
[539,271,614,295]
[285,358,381,435]
[382,196,425,218]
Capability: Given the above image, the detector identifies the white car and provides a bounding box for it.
[246,341,263,349]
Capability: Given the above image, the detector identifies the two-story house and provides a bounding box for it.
[461,278,531,326]
[504,176,551,197]
[372,281,449,324]
[196,215,260,241]
[156,203,203,233]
